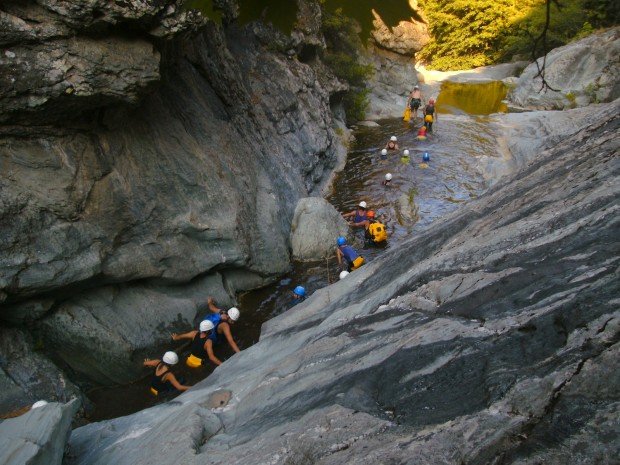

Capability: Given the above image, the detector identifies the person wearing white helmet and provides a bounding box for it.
[204,297,241,354]
[385,136,399,151]
[31,400,49,409]
[380,148,388,160]
[342,201,369,228]
[143,350,191,396]
[407,85,423,120]
[172,320,222,368]
[382,172,393,186]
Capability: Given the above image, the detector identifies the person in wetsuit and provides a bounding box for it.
[342,201,369,228]
[204,297,241,354]
[407,85,423,120]
[336,236,365,272]
[424,98,437,132]
[143,351,191,396]
[171,320,222,368]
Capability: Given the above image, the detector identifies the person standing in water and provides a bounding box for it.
[407,85,423,120]
[171,320,222,367]
[144,351,191,396]
[204,297,241,354]
[343,201,369,228]
[424,98,437,132]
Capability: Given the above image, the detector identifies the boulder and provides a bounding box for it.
[290,197,350,261]
[508,27,620,110]
[65,101,619,465]
[370,9,430,56]
[0,399,79,465]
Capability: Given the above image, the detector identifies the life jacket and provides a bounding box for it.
[354,209,368,223]
[367,221,388,243]
[204,313,221,342]
[339,245,359,264]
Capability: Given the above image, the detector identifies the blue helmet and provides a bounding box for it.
[294,286,306,297]
[337,236,347,246]
[423,152,430,162]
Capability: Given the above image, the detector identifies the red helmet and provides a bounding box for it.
[367,210,375,219]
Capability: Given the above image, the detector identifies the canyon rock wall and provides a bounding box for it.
[0,0,345,402]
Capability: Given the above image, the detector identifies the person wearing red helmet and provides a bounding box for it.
[424,98,437,133]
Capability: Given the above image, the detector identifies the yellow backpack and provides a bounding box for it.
[368,222,387,243]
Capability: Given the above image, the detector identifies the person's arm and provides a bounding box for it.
[207,296,221,314]
[171,330,196,341]
[351,219,368,227]
[205,340,222,366]
[395,144,399,150]
[219,323,240,353]
[163,372,190,392]
[143,358,161,368]
[336,248,343,265]
[342,210,355,219]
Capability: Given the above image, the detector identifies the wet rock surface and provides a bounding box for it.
[0,399,79,465]
[66,100,619,464]
[508,27,620,110]
[290,197,350,261]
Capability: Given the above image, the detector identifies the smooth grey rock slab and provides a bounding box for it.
[0,399,79,465]
[290,197,350,261]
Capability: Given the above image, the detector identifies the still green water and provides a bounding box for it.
[436,81,509,115]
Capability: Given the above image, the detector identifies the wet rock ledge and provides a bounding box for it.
[66,98,619,464]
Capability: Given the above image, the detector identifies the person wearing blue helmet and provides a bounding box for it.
[336,236,365,272]
[292,285,306,305]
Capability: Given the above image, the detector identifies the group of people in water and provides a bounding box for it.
[143,297,241,395]
[144,83,433,398]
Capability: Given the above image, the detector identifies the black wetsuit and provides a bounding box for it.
[191,332,208,359]
[424,104,435,132]
[150,363,172,395]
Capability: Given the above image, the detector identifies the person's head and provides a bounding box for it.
[388,141,396,148]
[339,271,349,280]
[385,173,393,182]
[199,320,214,333]
[32,400,48,409]
[419,126,426,134]
[358,201,367,210]
[423,152,430,162]
[390,136,397,142]
[293,286,306,299]
[227,307,240,322]
[429,98,435,105]
[337,236,347,247]
[403,149,410,157]
[381,148,387,156]
[414,85,419,90]
[162,351,179,366]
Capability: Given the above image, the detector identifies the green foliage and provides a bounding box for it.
[418,0,619,70]
[321,8,374,123]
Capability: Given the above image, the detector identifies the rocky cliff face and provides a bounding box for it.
[65,99,619,465]
[0,0,345,404]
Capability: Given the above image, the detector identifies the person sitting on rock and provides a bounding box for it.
[343,201,369,228]
[424,99,437,132]
[171,320,222,368]
[204,297,241,354]
[385,136,399,151]
[144,351,191,396]
[336,236,365,272]
[407,85,423,120]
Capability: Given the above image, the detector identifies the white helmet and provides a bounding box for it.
[381,148,387,155]
[390,136,397,142]
[385,173,392,181]
[162,351,179,365]
[199,320,214,332]
[227,307,240,321]
[414,85,419,89]
[339,271,349,279]
[32,400,48,409]
[403,150,410,156]
[358,201,367,209]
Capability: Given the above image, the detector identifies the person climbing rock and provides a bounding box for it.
[336,236,365,272]
[364,211,388,245]
[204,297,241,354]
[144,351,191,396]
[407,85,423,120]
[343,201,369,228]
[424,98,437,132]
[385,136,399,151]
[383,173,392,186]
[171,320,222,368]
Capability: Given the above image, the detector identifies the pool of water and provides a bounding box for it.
[86,97,504,422]
[436,81,509,115]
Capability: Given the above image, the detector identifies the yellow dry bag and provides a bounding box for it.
[403,107,411,121]
[368,222,388,243]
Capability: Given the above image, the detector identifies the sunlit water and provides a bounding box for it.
[87,100,504,422]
